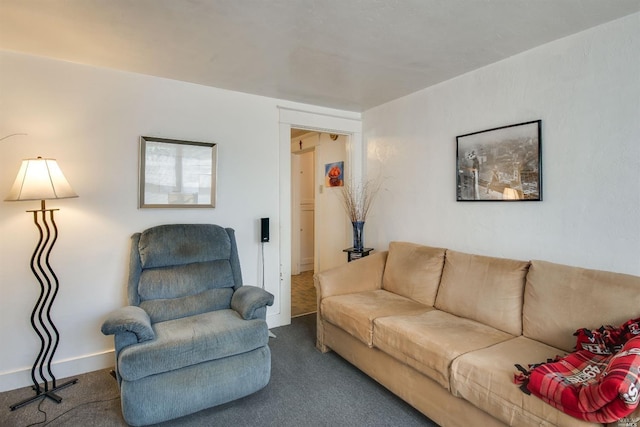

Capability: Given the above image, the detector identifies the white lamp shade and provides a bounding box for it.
[5,158,78,201]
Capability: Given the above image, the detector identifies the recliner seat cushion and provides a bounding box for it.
[321,290,432,347]
[373,310,514,390]
[118,309,268,381]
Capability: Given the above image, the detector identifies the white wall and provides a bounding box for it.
[363,13,640,276]
[314,133,350,272]
[0,51,359,391]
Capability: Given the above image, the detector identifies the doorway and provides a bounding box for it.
[274,106,362,328]
[290,129,349,317]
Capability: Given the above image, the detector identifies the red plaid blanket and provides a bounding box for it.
[515,318,640,423]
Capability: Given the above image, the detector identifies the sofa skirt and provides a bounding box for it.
[321,320,505,427]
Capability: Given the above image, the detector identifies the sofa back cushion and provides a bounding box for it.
[382,242,446,306]
[523,260,640,352]
[435,250,529,336]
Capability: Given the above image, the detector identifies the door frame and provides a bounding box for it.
[274,106,362,327]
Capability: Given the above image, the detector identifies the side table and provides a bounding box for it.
[343,247,374,262]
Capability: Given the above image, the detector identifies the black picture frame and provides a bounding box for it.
[456,120,542,201]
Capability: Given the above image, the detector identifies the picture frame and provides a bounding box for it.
[325,161,344,187]
[139,136,217,208]
[456,120,542,202]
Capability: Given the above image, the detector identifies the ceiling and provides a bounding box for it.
[1,1,639,112]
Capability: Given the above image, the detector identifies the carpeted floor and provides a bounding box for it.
[291,271,316,317]
[0,314,436,427]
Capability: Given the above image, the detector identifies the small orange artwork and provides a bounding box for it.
[325,161,344,187]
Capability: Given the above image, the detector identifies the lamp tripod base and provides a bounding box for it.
[10,378,78,411]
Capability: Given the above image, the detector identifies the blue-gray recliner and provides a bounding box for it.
[101,224,274,426]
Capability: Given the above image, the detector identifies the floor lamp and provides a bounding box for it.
[5,157,79,410]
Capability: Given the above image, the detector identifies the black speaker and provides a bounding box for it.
[260,218,269,242]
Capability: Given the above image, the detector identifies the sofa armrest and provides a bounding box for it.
[314,251,388,300]
[231,286,274,320]
[101,306,155,343]
[314,251,388,353]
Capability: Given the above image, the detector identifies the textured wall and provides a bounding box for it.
[0,51,355,391]
[363,13,640,275]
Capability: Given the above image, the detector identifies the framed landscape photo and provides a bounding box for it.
[456,120,542,202]
[139,136,217,208]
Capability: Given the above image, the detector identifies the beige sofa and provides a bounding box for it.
[314,242,640,427]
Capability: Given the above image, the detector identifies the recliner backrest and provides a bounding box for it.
[127,224,243,323]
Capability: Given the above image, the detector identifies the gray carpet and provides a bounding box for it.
[1,314,436,426]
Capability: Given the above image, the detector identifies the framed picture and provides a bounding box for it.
[456,120,542,201]
[325,161,344,187]
[139,136,217,208]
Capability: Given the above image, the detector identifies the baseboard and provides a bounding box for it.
[0,350,115,393]
[292,310,317,318]
[2,316,288,393]
[267,312,290,329]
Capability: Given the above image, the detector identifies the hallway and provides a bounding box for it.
[291,271,316,317]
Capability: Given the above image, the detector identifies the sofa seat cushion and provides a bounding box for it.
[118,309,268,381]
[450,336,598,427]
[373,310,514,390]
[321,290,432,347]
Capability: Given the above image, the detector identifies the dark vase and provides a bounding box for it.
[352,221,365,251]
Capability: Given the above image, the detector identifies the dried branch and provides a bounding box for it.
[339,178,381,222]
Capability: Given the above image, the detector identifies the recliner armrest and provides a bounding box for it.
[101,305,155,342]
[231,286,274,320]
